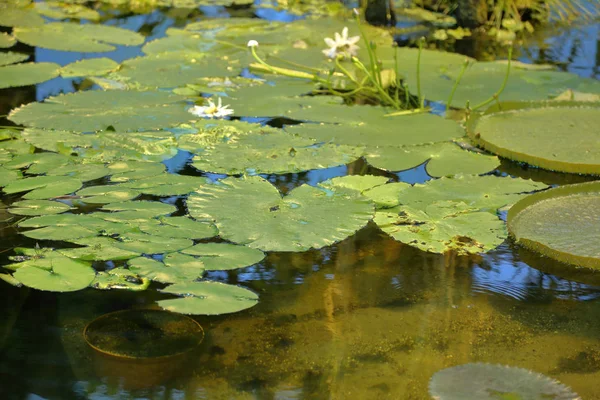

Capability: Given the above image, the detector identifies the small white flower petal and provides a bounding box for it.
[342,27,349,40]
[348,35,361,45]
[334,32,342,42]
[247,40,259,47]
[324,37,336,47]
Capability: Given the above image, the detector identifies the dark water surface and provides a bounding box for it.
[1,3,600,399]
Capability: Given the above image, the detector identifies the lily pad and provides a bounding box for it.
[9,90,193,132]
[181,243,265,270]
[365,142,500,177]
[90,268,150,291]
[58,237,141,261]
[0,62,61,89]
[112,232,193,254]
[286,113,463,147]
[14,22,145,52]
[12,256,96,292]
[0,7,45,27]
[157,281,259,315]
[0,33,16,48]
[371,175,547,254]
[320,175,390,193]
[139,216,217,240]
[34,1,100,21]
[21,224,97,241]
[191,129,363,175]
[119,174,208,196]
[76,186,140,204]
[429,363,580,400]
[60,58,119,78]
[101,200,176,216]
[187,176,374,252]
[0,52,28,66]
[469,102,600,175]
[117,51,237,89]
[507,181,600,269]
[9,199,71,216]
[3,175,82,200]
[128,257,202,284]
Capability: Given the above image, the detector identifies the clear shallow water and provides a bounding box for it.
[1,4,600,400]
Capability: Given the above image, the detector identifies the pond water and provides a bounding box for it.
[1,2,600,399]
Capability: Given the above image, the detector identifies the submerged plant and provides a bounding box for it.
[429,363,581,400]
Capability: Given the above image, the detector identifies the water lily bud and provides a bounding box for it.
[352,8,359,16]
[247,40,259,47]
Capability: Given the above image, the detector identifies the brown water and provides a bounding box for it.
[1,4,600,400]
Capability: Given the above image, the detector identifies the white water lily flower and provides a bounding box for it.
[188,97,234,119]
[322,27,360,59]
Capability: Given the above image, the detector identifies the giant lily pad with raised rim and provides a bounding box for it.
[14,22,144,52]
[158,281,259,315]
[429,363,580,400]
[187,175,374,252]
[469,102,600,175]
[507,181,600,269]
[9,90,193,132]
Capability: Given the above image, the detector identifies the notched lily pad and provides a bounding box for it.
[158,281,259,315]
[9,90,193,132]
[14,22,144,52]
[181,243,265,270]
[187,176,374,252]
[508,181,600,269]
[0,62,61,89]
[12,254,96,292]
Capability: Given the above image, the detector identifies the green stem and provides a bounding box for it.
[352,57,400,109]
[354,10,379,83]
[446,59,470,109]
[384,107,431,117]
[249,46,328,83]
[417,37,425,108]
[335,57,359,86]
[471,47,513,111]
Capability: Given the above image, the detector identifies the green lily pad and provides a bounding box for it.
[187,176,374,252]
[191,129,363,175]
[9,199,71,216]
[469,102,600,175]
[139,216,217,240]
[286,113,464,147]
[14,22,144,52]
[157,281,259,315]
[374,202,507,254]
[386,48,600,107]
[112,232,193,254]
[363,182,411,208]
[76,186,140,204]
[9,90,193,132]
[58,237,141,261]
[101,200,176,216]
[128,257,201,284]
[0,52,28,66]
[3,175,82,200]
[507,181,600,269]
[117,51,237,89]
[0,7,45,27]
[365,142,500,177]
[107,161,166,183]
[119,174,208,196]
[60,57,119,78]
[12,256,96,292]
[0,167,22,187]
[90,268,150,291]
[181,243,265,270]
[21,224,98,241]
[34,1,100,21]
[0,62,61,89]
[370,175,547,254]
[0,33,16,48]
[319,175,390,194]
